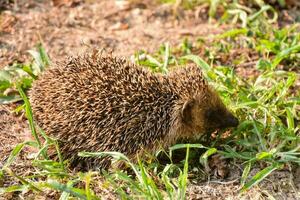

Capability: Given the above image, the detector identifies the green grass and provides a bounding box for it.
[133,23,299,193]
[160,0,281,26]
[0,43,50,104]
[0,2,299,199]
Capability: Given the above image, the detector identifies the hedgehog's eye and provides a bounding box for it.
[205,109,213,119]
[205,108,223,124]
[205,109,217,120]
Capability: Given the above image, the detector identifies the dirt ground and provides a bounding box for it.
[0,0,230,67]
[0,0,299,199]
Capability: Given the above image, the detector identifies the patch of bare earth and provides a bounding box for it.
[0,0,228,67]
[187,165,300,199]
[0,105,29,167]
[0,1,299,199]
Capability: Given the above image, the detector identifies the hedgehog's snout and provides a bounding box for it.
[221,113,239,128]
[205,107,239,129]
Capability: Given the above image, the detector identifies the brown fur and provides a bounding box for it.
[29,53,238,169]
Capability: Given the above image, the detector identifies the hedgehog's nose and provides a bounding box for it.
[226,115,239,127]
[222,114,239,128]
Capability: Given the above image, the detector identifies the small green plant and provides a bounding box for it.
[160,0,279,27]
[0,43,50,104]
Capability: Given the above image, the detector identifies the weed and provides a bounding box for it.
[0,43,49,104]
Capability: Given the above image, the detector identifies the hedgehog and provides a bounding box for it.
[29,53,238,169]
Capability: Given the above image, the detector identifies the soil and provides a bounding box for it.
[0,0,229,67]
[0,0,299,199]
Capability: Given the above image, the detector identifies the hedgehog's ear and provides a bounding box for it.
[181,99,195,124]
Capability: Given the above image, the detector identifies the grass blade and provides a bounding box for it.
[241,163,282,191]
[241,162,252,186]
[17,86,42,149]
[181,55,211,72]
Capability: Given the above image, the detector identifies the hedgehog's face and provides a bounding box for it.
[181,87,238,136]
